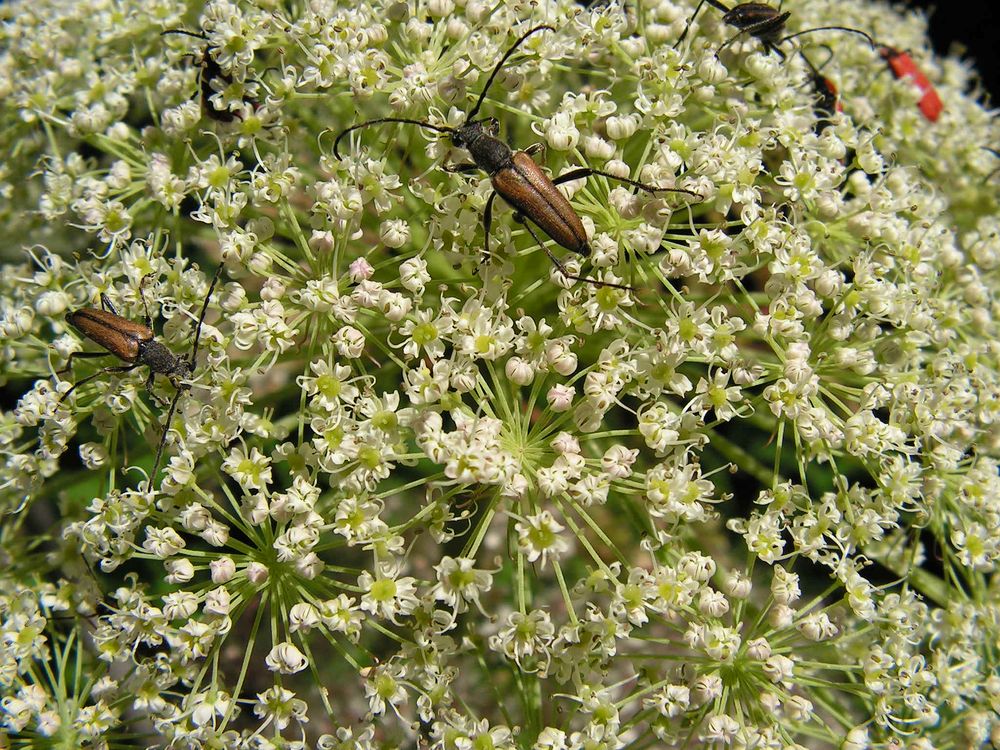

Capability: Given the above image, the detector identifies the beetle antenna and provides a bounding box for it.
[188,263,224,365]
[781,26,875,49]
[673,0,719,47]
[465,24,556,122]
[813,43,836,70]
[798,48,821,79]
[333,118,453,159]
[149,387,184,490]
[161,28,210,41]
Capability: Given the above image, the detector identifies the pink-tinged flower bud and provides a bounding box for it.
[246,562,269,585]
[349,257,374,282]
[547,384,574,412]
[210,557,236,584]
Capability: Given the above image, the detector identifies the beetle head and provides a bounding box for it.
[451,117,499,149]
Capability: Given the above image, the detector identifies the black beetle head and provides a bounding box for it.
[451,117,499,149]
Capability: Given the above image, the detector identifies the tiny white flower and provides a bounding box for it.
[515,511,570,568]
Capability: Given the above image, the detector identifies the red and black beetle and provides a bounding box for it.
[877,45,942,122]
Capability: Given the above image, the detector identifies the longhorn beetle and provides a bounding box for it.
[60,265,223,486]
[162,29,258,123]
[674,1,875,59]
[877,45,942,123]
[333,25,702,290]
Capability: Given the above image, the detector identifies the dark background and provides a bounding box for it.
[893,0,999,101]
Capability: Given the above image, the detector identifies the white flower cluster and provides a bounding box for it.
[1,0,999,747]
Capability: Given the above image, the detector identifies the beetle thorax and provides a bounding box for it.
[138,339,189,376]
[454,121,513,176]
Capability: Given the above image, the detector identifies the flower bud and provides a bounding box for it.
[211,557,236,583]
[505,356,534,385]
[36,290,69,316]
[261,277,286,301]
[349,258,374,282]
[165,558,194,584]
[289,602,320,633]
[547,384,574,412]
[334,326,366,358]
[543,111,579,151]
[246,562,269,584]
[380,219,410,248]
[583,135,615,161]
[204,587,232,616]
[266,642,309,674]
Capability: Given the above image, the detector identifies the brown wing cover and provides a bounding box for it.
[67,308,153,362]
[491,152,588,253]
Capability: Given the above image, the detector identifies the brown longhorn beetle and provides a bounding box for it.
[333,25,702,290]
[59,265,223,486]
[674,0,875,59]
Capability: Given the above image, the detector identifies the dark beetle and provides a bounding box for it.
[60,266,223,485]
[674,0,874,59]
[162,29,255,123]
[66,303,192,390]
[334,25,701,290]
[799,48,842,133]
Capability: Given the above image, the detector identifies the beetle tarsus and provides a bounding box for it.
[517,215,635,292]
[59,364,139,404]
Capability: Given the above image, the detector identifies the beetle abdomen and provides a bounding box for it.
[492,152,589,255]
[67,308,154,362]
[724,4,789,41]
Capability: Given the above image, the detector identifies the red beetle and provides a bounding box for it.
[878,45,943,122]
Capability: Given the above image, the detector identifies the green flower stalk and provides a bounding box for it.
[1,0,998,747]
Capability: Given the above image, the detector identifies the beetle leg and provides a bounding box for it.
[57,350,111,375]
[480,191,498,267]
[514,214,635,292]
[144,372,170,407]
[99,294,121,317]
[59,364,140,404]
[553,167,702,200]
[139,274,155,330]
[149,377,187,492]
[764,41,787,59]
[523,143,546,159]
[674,0,732,47]
[443,162,479,174]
